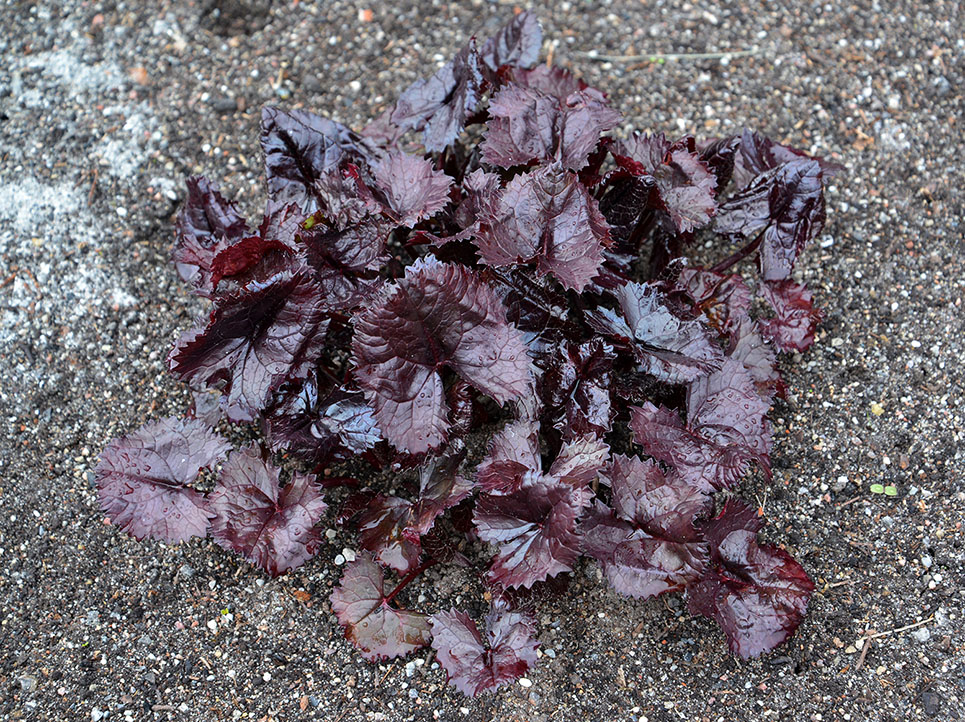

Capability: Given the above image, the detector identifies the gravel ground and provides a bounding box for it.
[1,1,963,721]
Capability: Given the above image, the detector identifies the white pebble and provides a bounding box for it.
[518,677,532,688]
[334,554,346,565]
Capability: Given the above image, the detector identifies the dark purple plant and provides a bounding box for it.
[94,12,838,696]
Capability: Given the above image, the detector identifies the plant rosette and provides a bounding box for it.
[95,12,840,696]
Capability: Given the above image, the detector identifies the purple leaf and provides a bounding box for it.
[479,11,542,75]
[482,83,621,171]
[758,280,823,352]
[540,338,616,439]
[582,506,706,601]
[330,554,432,662]
[476,416,608,495]
[196,203,302,298]
[629,358,772,492]
[727,316,781,398]
[359,450,474,573]
[454,169,502,229]
[614,132,670,172]
[547,435,611,488]
[419,169,500,247]
[173,176,250,297]
[95,417,230,543]
[209,235,294,290]
[614,134,717,233]
[391,39,484,153]
[597,171,656,247]
[491,267,575,354]
[371,151,453,227]
[352,257,532,454]
[260,106,380,213]
[296,215,390,309]
[474,163,611,291]
[357,497,422,574]
[168,271,330,423]
[474,480,593,589]
[733,128,843,188]
[208,446,328,576]
[430,609,539,696]
[587,281,723,384]
[476,418,541,495]
[582,455,710,599]
[686,499,814,658]
[652,148,718,234]
[312,163,384,229]
[697,135,740,192]
[190,389,224,427]
[605,454,711,535]
[263,369,381,465]
[715,159,826,281]
[506,64,588,99]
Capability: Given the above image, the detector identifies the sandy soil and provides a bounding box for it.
[0,1,962,720]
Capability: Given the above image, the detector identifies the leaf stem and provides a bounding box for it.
[384,559,437,606]
[710,229,766,274]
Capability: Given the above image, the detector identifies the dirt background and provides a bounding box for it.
[1,1,963,721]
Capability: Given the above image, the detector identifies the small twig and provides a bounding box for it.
[853,615,933,646]
[374,663,396,688]
[825,580,853,589]
[575,47,762,63]
[854,636,872,672]
[88,168,99,206]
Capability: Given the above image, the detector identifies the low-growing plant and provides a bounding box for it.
[95,13,839,695]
